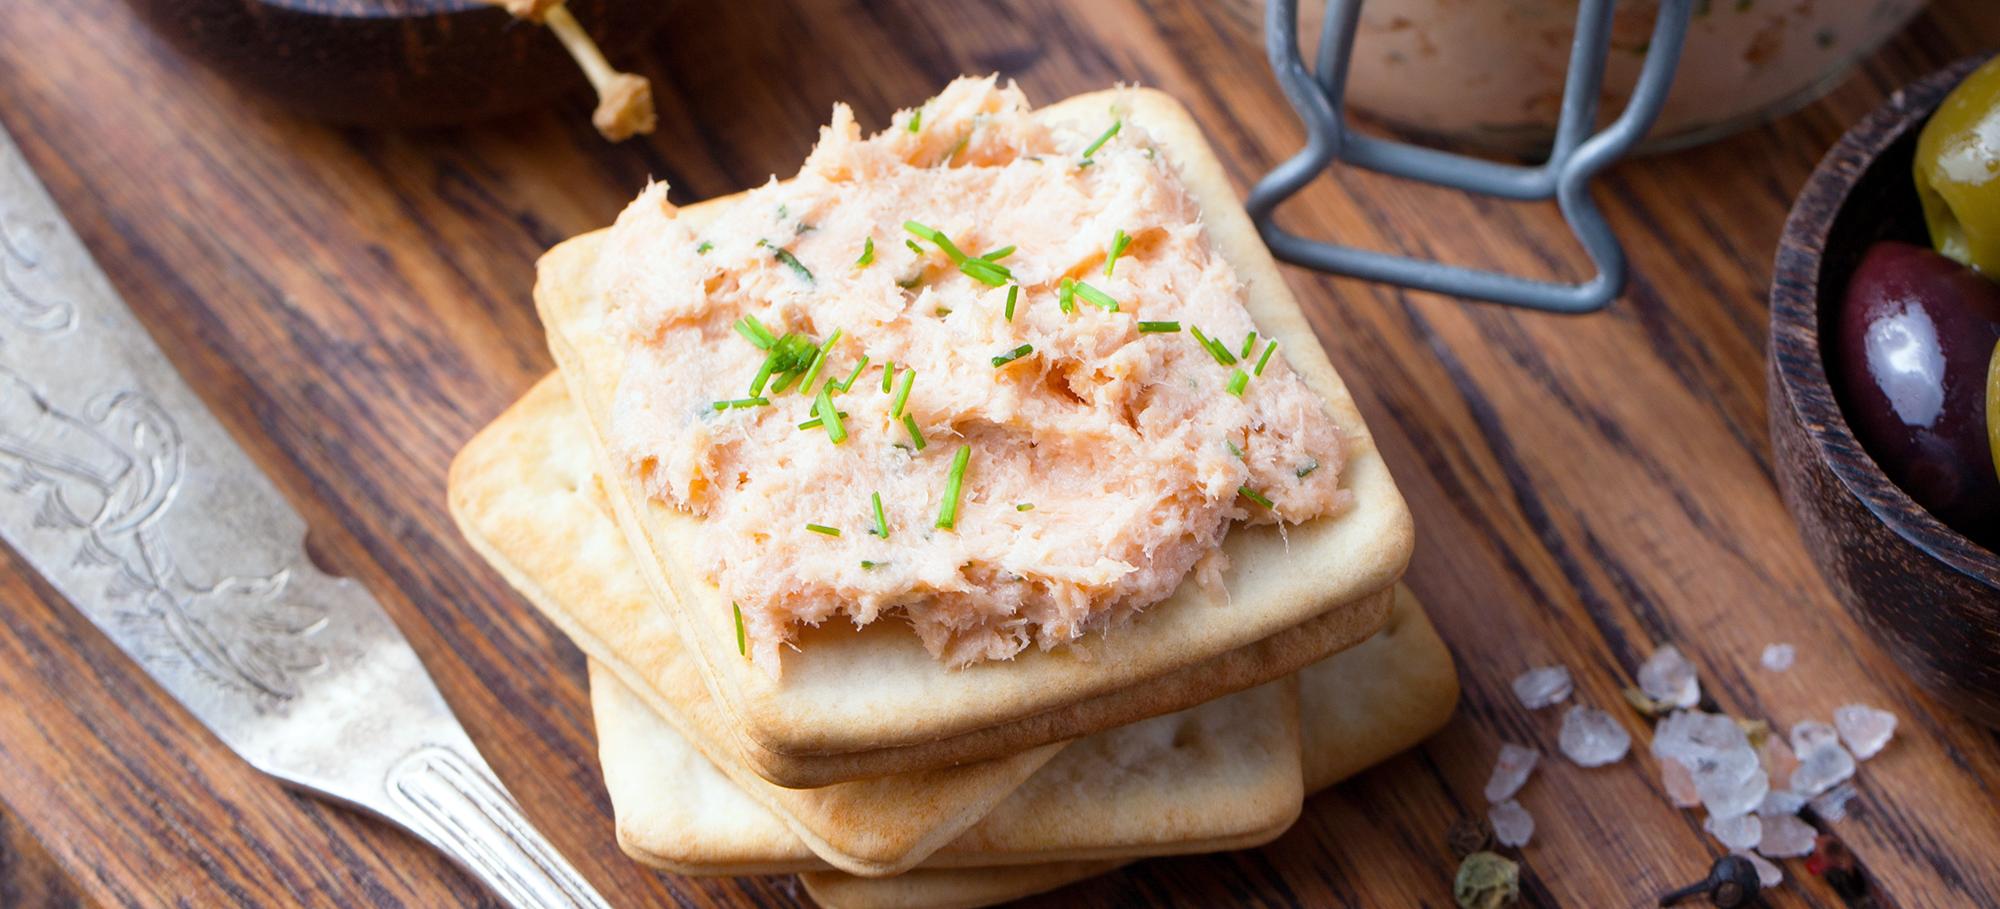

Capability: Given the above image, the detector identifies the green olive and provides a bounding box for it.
[1916,56,2000,274]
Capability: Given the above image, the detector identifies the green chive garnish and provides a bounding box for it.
[871,492,889,538]
[980,245,1016,261]
[1016,503,1034,512]
[1226,440,1244,458]
[1072,281,1118,312]
[960,257,1012,287]
[733,603,746,655]
[806,523,842,536]
[1239,331,1258,360]
[772,246,814,283]
[1105,229,1131,277]
[906,238,926,257]
[1254,340,1278,376]
[1058,278,1076,314]
[769,370,801,394]
[798,329,844,395]
[1239,486,1274,509]
[1138,321,1181,333]
[936,445,971,530]
[908,108,922,132]
[891,369,915,419]
[712,396,771,411]
[1004,285,1019,321]
[698,240,714,254]
[881,361,896,394]
[1080,119,1121,162]
[834,355,870,393]
[1296,459,1319,479]
[861,560,883,569]
[749,354,777,396]
[904,221,968,263]
[735,314,777,349]
[991,343,1033,367]
[796,410,849,431]
[814,386,847,444]
[1188,326,1237,365]
[902,413,927,450]
[857,237,875,267]
[1225,369,1249,397]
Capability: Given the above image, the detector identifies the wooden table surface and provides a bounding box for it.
[3,1,1998,907]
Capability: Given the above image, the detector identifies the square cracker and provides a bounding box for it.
[799,585,1460,909]
[595,666,1302,875]
[535,86,1413,782]
[450,376,1059,876]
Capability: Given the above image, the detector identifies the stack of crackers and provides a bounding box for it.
[448,88,1459,908]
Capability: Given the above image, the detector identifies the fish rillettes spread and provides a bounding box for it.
[596,77,1350,669]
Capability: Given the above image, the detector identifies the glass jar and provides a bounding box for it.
[1341,0,1926,153]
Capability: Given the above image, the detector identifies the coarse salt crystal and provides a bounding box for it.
[1809,781,1859,822]
[1651,710,1769,818]
[1760,643,1795,672]
[1789,723,1857,798]
[1833,704,1897,760]
[1560,705,1632,767]
[1757,731,1800,786]
[1485,743,1540,803]
[1758,789,1808,817]
[1660,756,1701,808]
[1490,799,1535,848]
[1706,812,1763,851]
[1757,812,1818,858]
[1736,851,1783,888]
[1637,644,1701,709]
[1512,666,1572,710]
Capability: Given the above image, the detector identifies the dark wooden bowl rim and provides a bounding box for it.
[1771,53,2000,591]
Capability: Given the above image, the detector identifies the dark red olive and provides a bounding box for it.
[1835,241,2000,546]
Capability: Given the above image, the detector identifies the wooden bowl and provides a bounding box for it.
[124,0,671,129]
[1769,54,2000,729]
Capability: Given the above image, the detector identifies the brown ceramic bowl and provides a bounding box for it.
[1769,54,2000,729]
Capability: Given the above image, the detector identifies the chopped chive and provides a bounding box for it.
[904,221,968,263]
[908,108,922,132]
[1239,486,1274,509]
[905,238,926,257]
[979,245,1016,261]
[798,329,844,395]
[1188,326,1237,365]
[936,445,971,530]
[902,413,926,450]
[767,333,819,375]
[991,343,1033,367]
[870,491,889,538]
[733,603,746,656]
[960,257,1012,287]
[1225,369,1249,397]
[1072,280,1118,312]
[881,361,896,394]
[1226,440,1244,459]
[1296,458,1319,479]
[805,523,842,537]
[1254,340,1278,376]
[796,410,849,431]
[1080,118,1121,162]
[814,386,847,444]
[734,314,777,349]
[891,369,915,419]
[698,240,714,254]
[769,369,802,394]
[1058,278,1076,314]
[860,560,883,569]
[856,236,875,267]
[834,355,870,393]
[1016,503,1034,511]
[1105,229,1131,277]
[1138,321,1181,333]
[1004,285,1019,321]
[771,246,814,283]
[748,354,777,396]
[1239,331,1258,360]
[712,396,771,411]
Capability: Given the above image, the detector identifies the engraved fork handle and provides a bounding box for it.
[384,745,614,909]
